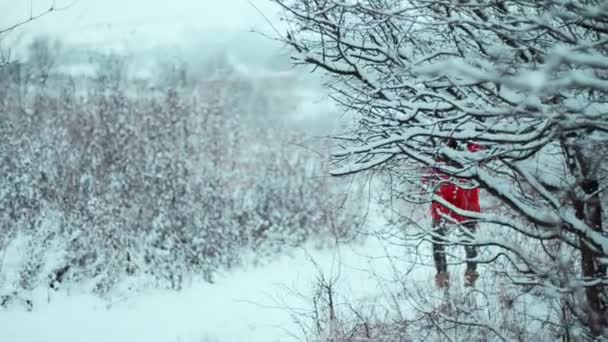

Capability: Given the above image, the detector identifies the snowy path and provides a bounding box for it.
[0,254,322,342]
[0,234,428,342]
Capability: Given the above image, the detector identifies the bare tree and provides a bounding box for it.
[26,36,61,85]
[0,3,56,68]
[271,0,608,339]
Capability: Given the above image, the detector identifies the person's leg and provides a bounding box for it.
[463,221,479,287]
[432,219,449,288]
[432,218,447,273]
[462,221,478,272]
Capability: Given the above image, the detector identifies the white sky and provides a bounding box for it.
[1,0,283,49]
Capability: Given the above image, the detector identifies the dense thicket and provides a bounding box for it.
[0,41,360,295]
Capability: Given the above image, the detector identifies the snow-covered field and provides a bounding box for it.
[1,250,339,342]
[0,207,435,342]
[0,193,544,341]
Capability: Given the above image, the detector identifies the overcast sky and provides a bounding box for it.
[1,0,283,50]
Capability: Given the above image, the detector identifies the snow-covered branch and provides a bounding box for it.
[273,0,608,337]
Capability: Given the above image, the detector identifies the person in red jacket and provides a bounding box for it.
[427,140,481,289]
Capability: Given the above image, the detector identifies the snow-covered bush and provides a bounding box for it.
[0,46,361,297]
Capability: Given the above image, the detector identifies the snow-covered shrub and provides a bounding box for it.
[0,48,362,297]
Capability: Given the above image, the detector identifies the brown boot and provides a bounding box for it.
[464,270,479,287]
[435,271,450,289]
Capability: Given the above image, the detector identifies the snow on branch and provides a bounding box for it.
[274,0,608,335]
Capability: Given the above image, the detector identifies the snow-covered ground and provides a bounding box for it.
[0,206,435,342]
[0,198,541,341]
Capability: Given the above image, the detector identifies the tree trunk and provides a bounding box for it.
[575,176,607,337]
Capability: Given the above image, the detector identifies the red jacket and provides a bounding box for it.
[428,143,481,222]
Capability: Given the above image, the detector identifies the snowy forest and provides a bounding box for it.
[1,0,608,341]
